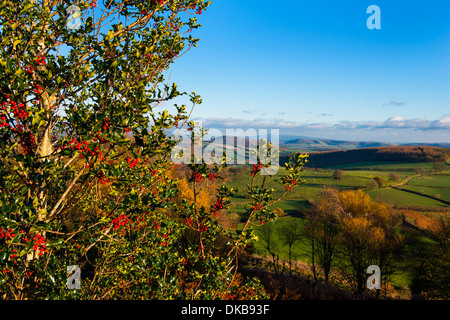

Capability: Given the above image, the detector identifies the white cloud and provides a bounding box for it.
[195,116,450,131]
[438,116,450,125]
[387,116,404,122]
[190,116,450,143]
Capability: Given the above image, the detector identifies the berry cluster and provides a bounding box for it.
[188,3,203,14]
[192,172,203,183]
[64,138,89,151]
[126,156,139,169]
[252,203,263,211]
[211,198,225,216]
[1,98,36,154]
[30,233,48,255]
[161,233,168,246]
[9,249,18,260]
[25,65,35,74]
[251,163,263,176]
[133,214,148,231]
[184,217,193,226]
[1,229,49,259]
[198,223,207,232]
[102,118,110,132]
[98,172,110,184]
[2,97,29,120]
[0,228,15,240]
[33,84,43,95]
[111,214,130,232]
[0,115,8,128]
[173,115,182,128]
[93,118,111,144]
[62,137,105,163]
[208,172,218,180]
[36,55,46,66]
[166,49,176,59]
[284,178,297,192]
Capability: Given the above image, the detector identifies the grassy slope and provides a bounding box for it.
[368,188,448,207]
[402,185,450,201]
[407,174,450,187]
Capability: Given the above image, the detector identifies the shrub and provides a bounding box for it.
[388,172,401,182]
[367,179,379,190]
[332,169,345,180]
[373,176,386,188]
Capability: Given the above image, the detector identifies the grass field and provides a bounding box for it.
[407,174,450,187]
[402,185,450,201]
[368,188,448,207]
[398,172,450,203]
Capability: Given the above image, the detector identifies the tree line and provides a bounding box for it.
[280,146,450,168]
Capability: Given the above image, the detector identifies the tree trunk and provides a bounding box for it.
[28,0,53,262]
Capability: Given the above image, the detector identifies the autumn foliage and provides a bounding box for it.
[306,188,403,294]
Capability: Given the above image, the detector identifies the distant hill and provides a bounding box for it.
[282,138,393,151]
[281,146,450,168]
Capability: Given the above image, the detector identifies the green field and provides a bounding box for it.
[368,188,448,207]
[407,174,450,187]
[398,173,450,203]
[402,185,450,202]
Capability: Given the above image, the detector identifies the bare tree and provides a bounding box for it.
[258,221,281,275]
[301,214,319,281]
[305,188,342,283]
[279,218,302,275]
[367,179,379,190]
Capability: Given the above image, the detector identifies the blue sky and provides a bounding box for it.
[168,0,450,143]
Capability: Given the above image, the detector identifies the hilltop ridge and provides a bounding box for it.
[280,146,450,168]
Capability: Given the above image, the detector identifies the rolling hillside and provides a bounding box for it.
[282,138,393,151]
